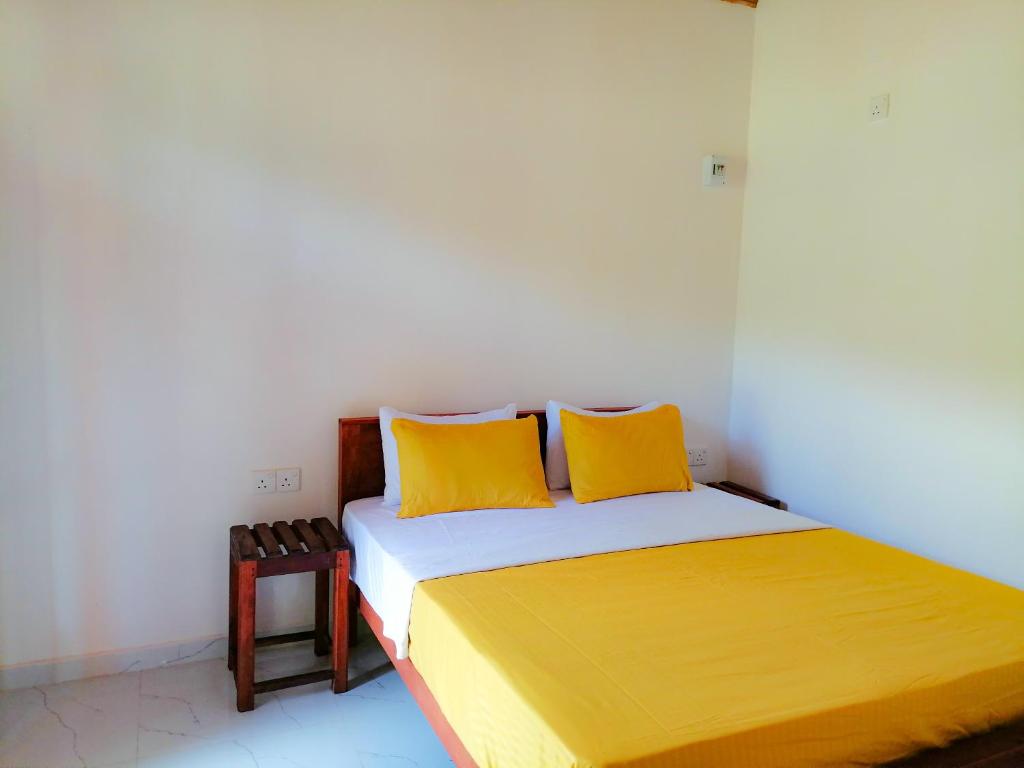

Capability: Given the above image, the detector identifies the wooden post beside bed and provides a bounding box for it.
[337,412,1024,768]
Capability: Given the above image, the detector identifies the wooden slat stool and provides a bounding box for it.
[228,517,351,712]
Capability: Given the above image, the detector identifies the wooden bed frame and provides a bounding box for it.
[337,411,1024,768]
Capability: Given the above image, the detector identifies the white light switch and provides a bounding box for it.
[703,155,727,187]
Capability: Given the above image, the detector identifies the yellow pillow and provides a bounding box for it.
[392,415,554,518]
[561,404,693,503]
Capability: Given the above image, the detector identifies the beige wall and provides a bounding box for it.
[0,0,754,670]
[730,0,1024,587]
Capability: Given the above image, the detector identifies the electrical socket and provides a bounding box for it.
[687,447,708,467]
[276,467,301,493]
[253,470,276,494]
[870,93,890,122]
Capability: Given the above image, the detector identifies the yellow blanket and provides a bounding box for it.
[408,529,1024,768]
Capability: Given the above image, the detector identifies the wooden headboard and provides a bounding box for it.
[337,408,630,525]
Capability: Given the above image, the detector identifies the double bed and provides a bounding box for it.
[338,411,1024,767]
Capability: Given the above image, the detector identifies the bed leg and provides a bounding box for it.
[348,581,360,647]
[333,551,351,693]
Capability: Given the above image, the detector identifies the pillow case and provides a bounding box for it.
[380,404,516,506]
[392,415,554,518]
[560,404,693,504]
[544,400,661,489]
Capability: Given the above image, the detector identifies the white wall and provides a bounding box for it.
[0,0,754,672]
[730,0,1024,587]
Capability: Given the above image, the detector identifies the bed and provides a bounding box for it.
[337,411,1024,767]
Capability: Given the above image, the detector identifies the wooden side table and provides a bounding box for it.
[706,480,783,509]
[228,517,351,712]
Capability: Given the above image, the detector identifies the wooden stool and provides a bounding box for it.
[228,517,351,712]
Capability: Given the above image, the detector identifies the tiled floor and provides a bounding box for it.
[0,634,454,768]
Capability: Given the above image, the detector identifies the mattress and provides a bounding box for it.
[408,528,1024,768]
[343,485,826,657]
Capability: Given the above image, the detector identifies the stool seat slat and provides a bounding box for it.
[271,521,304,553]
[311,517,344,549]
[230,526,260,561]
[252,523,283,558]
[292,519,326,553]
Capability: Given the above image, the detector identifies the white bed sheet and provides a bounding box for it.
[342,484,827,659]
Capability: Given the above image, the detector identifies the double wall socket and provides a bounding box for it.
[687,447,708,467]
[252,468,302,494]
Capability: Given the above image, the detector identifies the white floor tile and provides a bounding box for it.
[0,636,454,768]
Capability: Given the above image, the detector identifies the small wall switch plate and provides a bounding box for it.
[702,155,727,186]
[276,467,301,493]
[687,447,708,467]
[253,470,276,494]
[870,93,890,122]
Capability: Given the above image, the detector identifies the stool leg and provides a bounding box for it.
[235,560,256,712]
[314,570,329,656]
[332,551,350,694]
[228,556,238,673]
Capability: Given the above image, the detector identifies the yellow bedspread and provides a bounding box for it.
[407,529,1024,768]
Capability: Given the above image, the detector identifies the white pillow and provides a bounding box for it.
[380,404,518,506]
[544,401,663,490]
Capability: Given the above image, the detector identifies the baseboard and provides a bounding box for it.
[2,618,356,690]
[0,633,233,690]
